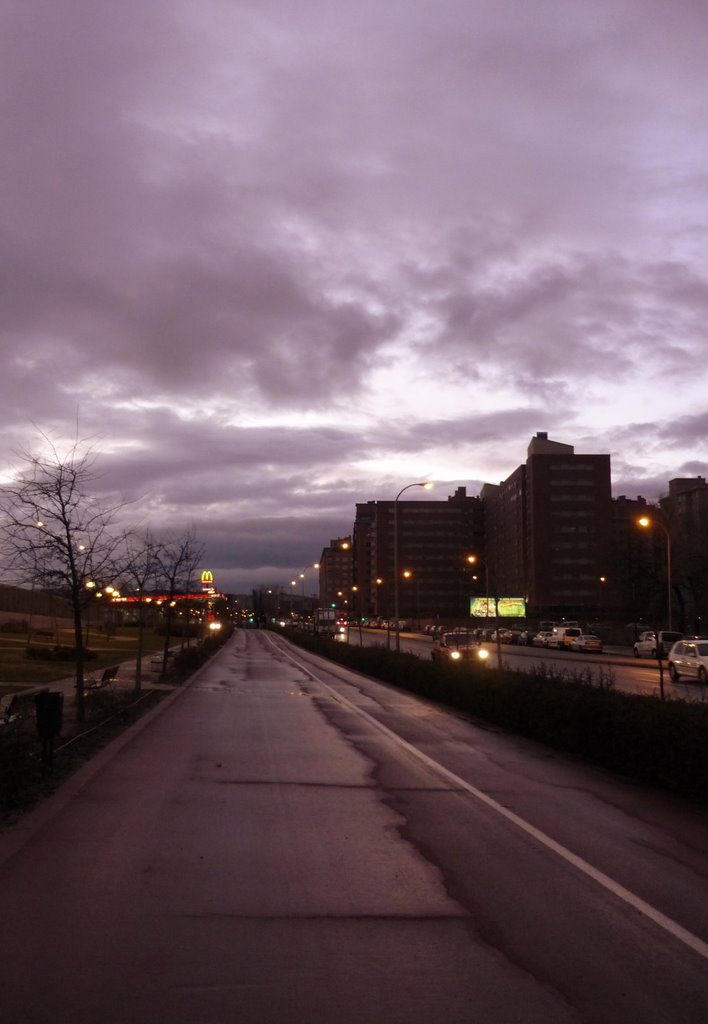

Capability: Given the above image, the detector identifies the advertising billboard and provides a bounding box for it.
[469,597,526,619]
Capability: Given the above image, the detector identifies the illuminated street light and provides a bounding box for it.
[638,515,673,631]
[84,580,97,646]
[393,481,433,652]
[467,554,489,604]
[467,553,502,668]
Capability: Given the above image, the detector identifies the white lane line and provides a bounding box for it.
[269,634,708,962]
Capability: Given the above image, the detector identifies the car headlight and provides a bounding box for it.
[477,648,490,661]
[450,650,461,660]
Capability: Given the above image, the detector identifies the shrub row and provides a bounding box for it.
[282,631,708,804]
[26,645,98,662]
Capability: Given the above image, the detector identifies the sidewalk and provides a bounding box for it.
[3,654,178,736]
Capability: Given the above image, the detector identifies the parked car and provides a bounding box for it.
[532,631,552,647]
[667,639,708,683]
[431,631,482,664]
[633,630,683,659]
[569,634,603,653]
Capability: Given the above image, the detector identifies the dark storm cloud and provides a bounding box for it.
[1,1,707,588]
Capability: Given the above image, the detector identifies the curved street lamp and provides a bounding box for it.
[468,553,502,668]
[638,515,672,631]
[393,481,433,652]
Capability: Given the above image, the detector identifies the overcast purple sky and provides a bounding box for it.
[2,1,707,594]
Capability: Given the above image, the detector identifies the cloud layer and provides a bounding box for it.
[2,1,707,590]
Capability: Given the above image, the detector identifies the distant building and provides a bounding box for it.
[618,476,708,633]
[483,432,612,619]
[323,434,708,633]
[607,494,653,627]
[352,487,484,623]
[318,537,353,611]
[666,477,708,632]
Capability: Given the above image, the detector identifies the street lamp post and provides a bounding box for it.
[468,554,502,668]
[638,515,672,631]
[84,580,96,647]
[393,481,433,652]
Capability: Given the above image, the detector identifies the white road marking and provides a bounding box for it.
[268,633,708,962]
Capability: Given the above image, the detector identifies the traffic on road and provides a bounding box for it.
[341,624,708,701]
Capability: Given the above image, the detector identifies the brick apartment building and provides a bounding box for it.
[320,436,707,631]
[483,432,612,619]
[663,476,708,632]
[352,487,484,623]
[318,537,354,611]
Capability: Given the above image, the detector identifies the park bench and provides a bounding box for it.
[0,686,50,726]
[84,665,120,693]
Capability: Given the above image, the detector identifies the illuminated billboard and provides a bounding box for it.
[469,597,527,619]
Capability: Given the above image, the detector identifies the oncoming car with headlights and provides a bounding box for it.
[431,631,487,665]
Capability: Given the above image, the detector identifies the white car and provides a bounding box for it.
[569,634,603,653]
[532,631,552,647]
[667,640,708,683]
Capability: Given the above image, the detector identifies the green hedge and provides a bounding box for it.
[26,645,98,662]
[282,631,708,804]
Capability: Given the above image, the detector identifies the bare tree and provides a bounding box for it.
[120,529,162,694]
[0,436,125,721]
[154,528,205,676]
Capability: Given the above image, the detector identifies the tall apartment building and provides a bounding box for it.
[318,537,353,610]
[665,477,708,632]
[607,494,652,625]
[352,487,484,622]
[484,433,612,618]
[614,477,708,632]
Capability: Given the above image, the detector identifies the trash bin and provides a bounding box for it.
[35,691,64,740]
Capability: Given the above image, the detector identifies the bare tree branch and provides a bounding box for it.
[0,436,127,721]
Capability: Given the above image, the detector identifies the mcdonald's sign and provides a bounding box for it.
[201,570,216,593]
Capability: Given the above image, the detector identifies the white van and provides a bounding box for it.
[547,626,582,650]
[633,630,683,659]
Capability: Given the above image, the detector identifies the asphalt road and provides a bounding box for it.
[1,629,707,1023]
[354,628,708,701]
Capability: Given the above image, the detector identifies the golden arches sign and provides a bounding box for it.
[200,570,214,585]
